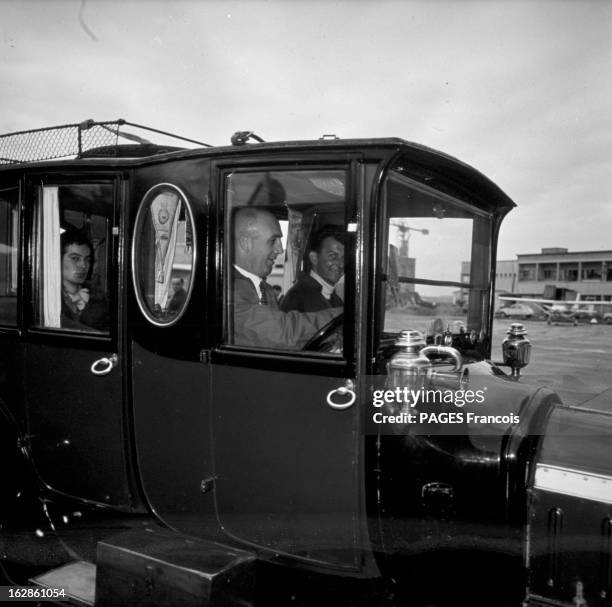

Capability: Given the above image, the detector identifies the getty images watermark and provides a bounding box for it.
[369,386,520,431]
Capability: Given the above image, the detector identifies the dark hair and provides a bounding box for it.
[308,224,345,254]
[61,229,93,257]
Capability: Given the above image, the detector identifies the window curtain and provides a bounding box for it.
[40,187,61,327]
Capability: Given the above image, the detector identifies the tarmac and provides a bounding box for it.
[491,318,612,410]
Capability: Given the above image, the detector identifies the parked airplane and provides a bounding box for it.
[498,295,611,325]
[499,294,610,311]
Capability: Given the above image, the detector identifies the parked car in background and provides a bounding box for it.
[495,302,533,319]
[546,308,579,325]
[603,312,612,324]
[546,305,603,325]
[571,306,602,321]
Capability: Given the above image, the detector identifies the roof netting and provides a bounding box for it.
[0,119,209,164]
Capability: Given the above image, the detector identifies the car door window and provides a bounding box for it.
[0,187,19,326]
[32,184,113,334]
[223,169,348,354]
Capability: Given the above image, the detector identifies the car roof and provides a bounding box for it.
[1,134,516,212]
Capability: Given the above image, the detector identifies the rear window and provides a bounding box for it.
[132,183,196,326]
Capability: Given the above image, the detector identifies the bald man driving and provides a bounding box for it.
[231,207,341,349]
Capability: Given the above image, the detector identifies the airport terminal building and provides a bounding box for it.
[514,247,612,301]
[461,248,612,308]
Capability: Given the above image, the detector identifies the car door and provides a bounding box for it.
[23,175,133,507]
[0,180,23,506]
[209,161,364,571]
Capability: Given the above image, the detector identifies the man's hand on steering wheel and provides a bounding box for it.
[303,312,344,352]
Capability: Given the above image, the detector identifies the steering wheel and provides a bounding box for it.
[303,313,344,352]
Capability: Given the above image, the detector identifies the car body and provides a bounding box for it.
[495,302,534,319]
[0,120,609,606]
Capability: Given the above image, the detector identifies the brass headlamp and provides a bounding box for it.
[501,322,532,377]
[387,330,467,394]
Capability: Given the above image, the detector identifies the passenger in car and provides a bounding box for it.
[231,208,341,349]
[272,284,283,302]
[60,229,109,332]
[281,225,345,313]
[167,276,187,314]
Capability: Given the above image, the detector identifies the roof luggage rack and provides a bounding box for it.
[0,119,211,165]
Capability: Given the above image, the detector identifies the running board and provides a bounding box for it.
[95,527,256,606]
[31,560,96,606]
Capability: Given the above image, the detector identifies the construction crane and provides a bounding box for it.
[391,221,429,257]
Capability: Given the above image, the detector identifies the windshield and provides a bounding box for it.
[381,167,493,360]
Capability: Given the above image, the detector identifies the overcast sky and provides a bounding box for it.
[1,0,610,260]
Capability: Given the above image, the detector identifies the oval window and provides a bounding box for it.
[132,184,196,326]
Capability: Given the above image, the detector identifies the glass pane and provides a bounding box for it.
[382,168,492,358]
[32,184,112,334]
[225,170,347,353]
[0,187,19,325]
[389,217,473,284]
[133,185,195,325]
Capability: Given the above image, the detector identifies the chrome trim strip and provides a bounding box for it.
[534,464,612,505]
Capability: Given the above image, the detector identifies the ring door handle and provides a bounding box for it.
[326,379,356,410]
[90,354,119,376]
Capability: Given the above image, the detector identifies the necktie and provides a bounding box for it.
[259,280,268,305]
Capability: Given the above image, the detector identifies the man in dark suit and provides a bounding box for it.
[167,276,187,314]
[281,225,345,313]
[231,208,340,349]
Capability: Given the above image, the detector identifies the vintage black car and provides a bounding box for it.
[0,120,609,606]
